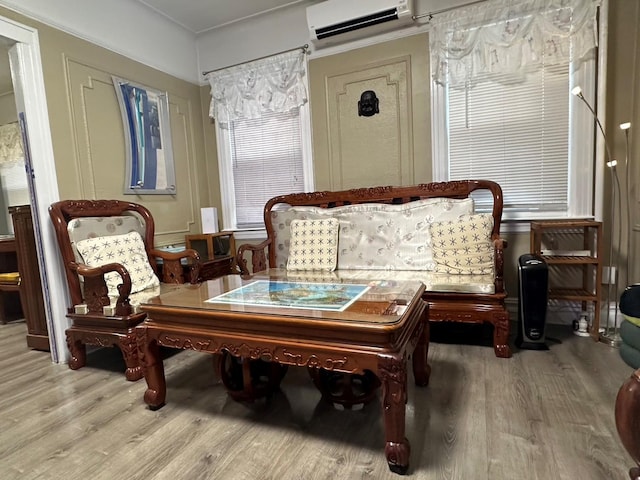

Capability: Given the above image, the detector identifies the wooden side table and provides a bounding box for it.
[185,232,238,281]
[530,219,602,339]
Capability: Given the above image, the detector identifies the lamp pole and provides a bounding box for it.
[572,86,626,346]
[621,122,632,286]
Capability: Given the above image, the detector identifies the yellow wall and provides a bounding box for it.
[199,85,223,216]
[309,34,431,190]
[0,91,16,124]
[0,6,218,247]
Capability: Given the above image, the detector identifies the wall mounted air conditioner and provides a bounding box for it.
[307,0,414,47]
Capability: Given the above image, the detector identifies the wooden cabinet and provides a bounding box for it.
[185,232,237,281]
[10,205,49,351]
[530,220,602,340]
[186,232,236,262]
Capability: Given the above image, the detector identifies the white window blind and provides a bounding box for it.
[229,109,305,229]
[448,64,570,213]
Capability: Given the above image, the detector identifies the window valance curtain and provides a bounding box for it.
[0,122,24,166]
[429,0,599,88]
[205,50,308,127]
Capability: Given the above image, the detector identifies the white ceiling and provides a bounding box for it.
[136,0,312,34]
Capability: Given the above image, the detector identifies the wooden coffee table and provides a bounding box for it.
[136,269,429,474]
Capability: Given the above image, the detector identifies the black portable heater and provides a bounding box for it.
[516,253,549,350]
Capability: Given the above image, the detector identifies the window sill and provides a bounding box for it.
[233,228,267,241]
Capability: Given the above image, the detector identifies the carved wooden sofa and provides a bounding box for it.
[49,199,202,380]
[236,180,511,357]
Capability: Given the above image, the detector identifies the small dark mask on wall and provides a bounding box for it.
[358,90,379,117]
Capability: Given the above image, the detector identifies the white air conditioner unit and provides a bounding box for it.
[307,0,414,47]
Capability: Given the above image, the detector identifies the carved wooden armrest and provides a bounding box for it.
[149,248,201,284]
[71,261,133,315]
[236,238,272,275]
[492,235,508,294]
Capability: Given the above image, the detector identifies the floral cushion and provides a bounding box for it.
[429,213,494,274]
[75,231,159,296]
[270,197,474,271]
[286,218,339,272]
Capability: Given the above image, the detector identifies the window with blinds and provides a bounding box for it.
[430,0,599,221]
[228,109,305,229]
[447,64,570,213]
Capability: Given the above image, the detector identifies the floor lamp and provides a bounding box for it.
[572,86,630,346]
[621,122,632,290]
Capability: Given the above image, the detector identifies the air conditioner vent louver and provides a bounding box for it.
[315,8,399,40]
[307,0,414,48]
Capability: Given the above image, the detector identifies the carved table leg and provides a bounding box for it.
[379,353,410,474]
[136,327,166,410]
[412,317,431,387]
[119,334,143,382]
[492,312,512,358]
[66,331,86,370]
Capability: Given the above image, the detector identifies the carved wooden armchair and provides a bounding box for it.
[49,199,201,381]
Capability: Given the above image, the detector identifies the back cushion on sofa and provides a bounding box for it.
[270,197,474,270]
[429,213,495,274]
[286,218,339,272]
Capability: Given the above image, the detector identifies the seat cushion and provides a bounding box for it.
[75,231,160,297]
[283,268,495,294]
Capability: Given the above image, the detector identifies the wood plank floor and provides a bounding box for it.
[0,320,634,479]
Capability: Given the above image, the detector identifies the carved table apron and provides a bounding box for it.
[137,269,429,474]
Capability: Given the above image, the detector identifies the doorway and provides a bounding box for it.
[0,15,67,363]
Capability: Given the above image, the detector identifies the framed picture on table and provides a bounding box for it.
[112,76,176,195]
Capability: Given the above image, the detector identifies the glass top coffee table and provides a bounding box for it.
[137,269,429,474]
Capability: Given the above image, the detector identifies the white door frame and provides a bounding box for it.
[2,14,68,363]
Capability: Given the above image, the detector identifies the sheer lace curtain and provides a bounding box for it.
[429,0,600,88]
[205,49,308,127]
[0,122,24,166]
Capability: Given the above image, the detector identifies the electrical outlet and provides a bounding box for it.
[602,266,617,284]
